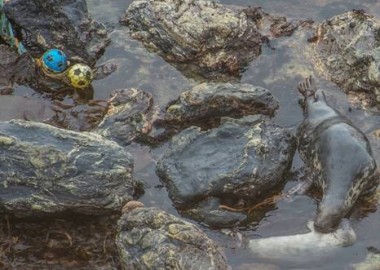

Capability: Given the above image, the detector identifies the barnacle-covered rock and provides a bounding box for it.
[312,10,380,106]
[121,0,265,81]
[116,206,229,270]
[95,88,157,146]
[0,120,139,217]
[156,115,296,226]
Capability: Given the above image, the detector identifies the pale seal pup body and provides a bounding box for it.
[249,220,356,259]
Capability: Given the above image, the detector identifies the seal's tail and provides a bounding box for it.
[298,75,317,98]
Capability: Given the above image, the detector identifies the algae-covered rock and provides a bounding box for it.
[4,0,109,64]
[312,10,380,106]
[95,88,157,146]
[0,120,138,217]
[121,0,264,81]
[164,82,279,125]
[116,206,229,270]
[157,115,296,214]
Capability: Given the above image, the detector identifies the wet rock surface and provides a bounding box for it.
[312,10,380,106]
[0,45,19,94]
[95,88,157,146]
[2,1,380,269]
[0,45,35,93]
[116,206,229,270]
[0,120,138,217]
[0,95,55,122]
[121,0,265,81]
[46,87,157,137]
[157,115,296,225]
[163,82,279,127]
[0,86,156,136]
[4,0,109,65]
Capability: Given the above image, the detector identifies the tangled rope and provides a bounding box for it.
[0,0,26,54]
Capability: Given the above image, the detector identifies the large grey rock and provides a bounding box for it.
[121,0,264,81]
[164,82,279,125]
[312,10,380,106]
[116,206,229,270]
[4,0,109,64]
[0,120,138,217]
[156,115,296,215]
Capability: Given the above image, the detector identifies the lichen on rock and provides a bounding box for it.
[95,88,157,146]
[116,206,229,270]
[121,0,265,81]
[312,10,380,106]
[0,120,139,217]
[164,82,279,125]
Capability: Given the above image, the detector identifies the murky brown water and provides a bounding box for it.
[2,0,380,269]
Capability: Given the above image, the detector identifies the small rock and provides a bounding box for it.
[116,207,229,270]
[164,82,279,125]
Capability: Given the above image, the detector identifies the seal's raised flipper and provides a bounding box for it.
[298,75,317,99]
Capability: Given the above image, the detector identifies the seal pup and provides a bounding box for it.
[249,219,356,260]
[297,76,377,233]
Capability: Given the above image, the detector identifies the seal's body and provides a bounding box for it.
[297,76,377,233]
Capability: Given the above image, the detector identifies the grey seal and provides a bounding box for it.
[297,76,377,233]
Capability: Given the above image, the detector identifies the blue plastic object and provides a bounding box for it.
[42,48,68,73]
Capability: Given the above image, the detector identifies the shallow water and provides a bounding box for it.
[4,0,380,269]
